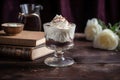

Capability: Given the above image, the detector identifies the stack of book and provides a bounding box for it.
[0,30,54,60]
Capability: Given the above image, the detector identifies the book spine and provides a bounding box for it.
[0,46,32,60]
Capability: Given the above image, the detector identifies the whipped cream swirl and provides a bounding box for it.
[43,15,76,42]
[50,15,69,29]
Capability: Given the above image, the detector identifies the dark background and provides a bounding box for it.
[0,0,120,33]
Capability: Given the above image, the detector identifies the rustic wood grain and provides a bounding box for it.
[0,33,120,80]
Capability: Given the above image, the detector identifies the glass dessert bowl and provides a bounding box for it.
[43,15,76,67]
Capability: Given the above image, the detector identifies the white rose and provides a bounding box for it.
[93,29,119,50]
[84,18,102,41]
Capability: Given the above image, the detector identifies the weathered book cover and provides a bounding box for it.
[0,44,54,60]
[0,30,45,47]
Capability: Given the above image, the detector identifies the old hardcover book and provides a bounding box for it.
[0,30,45,47]
[0,44,54,60]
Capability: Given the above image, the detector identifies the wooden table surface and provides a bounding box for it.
[0,33,120,80]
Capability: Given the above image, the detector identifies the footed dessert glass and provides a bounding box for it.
[43,22,76,67]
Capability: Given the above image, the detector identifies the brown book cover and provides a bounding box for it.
[0,44,54,60]
[0,30,45,47]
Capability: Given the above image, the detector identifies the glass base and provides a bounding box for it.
[44,57,74,67]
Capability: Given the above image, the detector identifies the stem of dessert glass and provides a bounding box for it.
[54,50,65,61]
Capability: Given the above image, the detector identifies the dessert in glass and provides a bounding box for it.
[43,15,76,67]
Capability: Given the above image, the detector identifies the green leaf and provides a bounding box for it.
[97,19,107,29]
